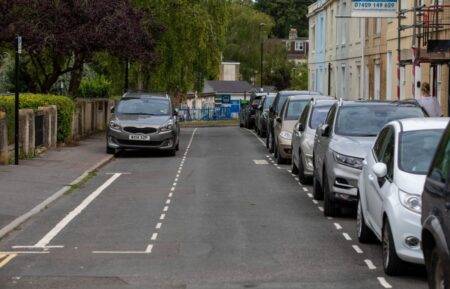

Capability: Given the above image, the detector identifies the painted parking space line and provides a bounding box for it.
[334,223,343,230]
[377,277,392,288]
[352,245,363,254]
[0,254,17,268]
[364,259,376,270]
[342,233,352,241]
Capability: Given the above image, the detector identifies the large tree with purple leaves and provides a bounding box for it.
[0,0,160,95]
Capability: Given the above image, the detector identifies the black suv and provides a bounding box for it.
[242,92,266,129]
[422,120,450,289]
[267,91,320,153]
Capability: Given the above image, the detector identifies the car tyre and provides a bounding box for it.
[382,219,406,276]
[268,132,275,153]
[323,170,339,217]
[276,146,285,164]
[291,157,299,174]
[313,174,323,200]
[168,149,176,157]
[298,153,311,184]
[106,146,116,155]
[357,199,376,243]
[427,246,447,289]
[175,142,180,151]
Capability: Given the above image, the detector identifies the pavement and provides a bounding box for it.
[0,134,112,237]
[0,127,428,289]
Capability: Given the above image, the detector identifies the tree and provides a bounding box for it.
[0,0,160,95]
[255,0,312,38]
[223,2,274,84]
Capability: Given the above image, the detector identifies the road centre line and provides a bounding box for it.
[168,192,173,198]
[342,233,352,241]
[172,182,177,186]
[93,250,151,254]
[166,199,171,204]
[352,245,363,254]
[171,187,175,192]
[364,259,376,270]
[312,200,319,204]
[377,277,392,288]
[34,173,122,248]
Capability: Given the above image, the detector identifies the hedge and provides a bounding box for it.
[0,93,75,143]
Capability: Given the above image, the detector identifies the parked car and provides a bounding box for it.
[313,100,427,216]
[292,98,336,183]
[267,91,320,153]
[421,121,450,289]
[255,93,276,137]
[239,100,250,127]
[357,118,448,275]
[242,92,266,129]
[107,92,180,155]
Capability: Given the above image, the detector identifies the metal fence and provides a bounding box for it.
[178,107,232,121]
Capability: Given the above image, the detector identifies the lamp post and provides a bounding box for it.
[14,36,22,165]
[259,23,265,90]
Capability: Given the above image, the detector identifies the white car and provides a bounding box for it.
[357,117,449,275]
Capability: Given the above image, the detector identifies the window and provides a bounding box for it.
[299,103,310,124]
[342,2,347,44]
[325,104,337,129]
[295,41,304,51]
[380,127,395,180]
[373,127,390,161]
[375,18,381,35]
[429,126,450,184]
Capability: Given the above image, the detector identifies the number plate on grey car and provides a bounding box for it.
[129,135,150,141]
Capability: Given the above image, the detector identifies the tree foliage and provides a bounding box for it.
[0,0,159,95]
[255,0,312,38]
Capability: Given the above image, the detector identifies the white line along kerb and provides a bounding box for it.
[34,173,122,248]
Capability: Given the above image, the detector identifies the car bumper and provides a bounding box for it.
[302,153,314,176]
[329,162,360,203]
[388,205,424,264]
[278,138,292,159]
[107,129,176,150]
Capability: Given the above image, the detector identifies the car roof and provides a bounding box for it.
[288,95,332,101]
[393,117,450,132]
[339,99,420,107]
[278,90,321,96]
[313,99,338,106]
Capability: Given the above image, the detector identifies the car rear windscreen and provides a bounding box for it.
[117,98,170,116]
[335,105,425,137]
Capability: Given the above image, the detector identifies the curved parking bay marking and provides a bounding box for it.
[33,173,122,248]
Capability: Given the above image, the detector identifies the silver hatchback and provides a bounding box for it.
[106,93,180,155]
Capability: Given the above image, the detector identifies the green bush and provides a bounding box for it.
[78,75,111,98]
[0,93,75,143]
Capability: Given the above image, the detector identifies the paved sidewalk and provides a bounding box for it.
[0,134,112,236]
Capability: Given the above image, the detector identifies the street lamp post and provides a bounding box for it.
[259,23,265,90]
[14,36,22,165]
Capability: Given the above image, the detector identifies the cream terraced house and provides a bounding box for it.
[308,0,450,115]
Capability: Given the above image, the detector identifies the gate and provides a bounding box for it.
[35,114,44,147]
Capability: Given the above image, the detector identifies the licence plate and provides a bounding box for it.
[129,134,150,141]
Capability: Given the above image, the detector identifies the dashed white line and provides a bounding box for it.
[318,206,324,212]
[312,200,319,204]
[327,217,333,220]
[145,244,153,253]
[156,223,162,229]
[160,214,166,220]
[307,193,313,198]
[163,206,169,212]
[171,187,175,192]
[168,192,173,198]
[302,187,308,192]
[377,277,392,288]
[172,182,177,187]
[151,233,158,241]
[174,178,178,182]
[166,199,171,204]
[334,223,343,230]
[364,259,376,270]
[295,177,299,181]
[352,245,363,254]
[342,233,352,241]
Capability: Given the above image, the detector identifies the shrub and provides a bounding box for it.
[0,93,75,143]
[78,75,112,98]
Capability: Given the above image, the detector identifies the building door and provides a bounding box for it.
[374,63,381,100]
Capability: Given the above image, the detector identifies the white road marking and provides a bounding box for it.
[295,177,299,181]
[93,251,150,254]
[342,233,352,241]
[287,170,292,173]
[145,244,153,253]
[318,206,324,212]
[168,192,173,198]
[334,223,343,230]
[34,173,122,248]
[172,182,177,187]
[156,223,162,229]
[352,245,363,254]
[253,160,269,165]
[12,245,63,249]
[151,233,158,241]
[276,166,282,169]
[176,174,179,178]
[302,187,308,192]
[307,193,313,198]
[0,254,16,268]
[327,217,333,220]
[0,251,48,254]
[160,214,165,220]
[312,200,319,204]
[364,259,376,270]
[266,155,270,158]
[163,206,169,212]
[377,277,392,288]
[171,187,175,192]
[166,199,171,204]
[174,178,178,182]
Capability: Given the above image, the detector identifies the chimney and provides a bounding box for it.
[289,28,298,40]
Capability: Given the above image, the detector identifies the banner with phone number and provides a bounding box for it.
[351,0,397,17]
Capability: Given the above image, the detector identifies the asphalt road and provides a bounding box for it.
[0,127,428,289]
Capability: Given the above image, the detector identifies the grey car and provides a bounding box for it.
[255,93,276,137]
[313,100,427,216]
[291,98,336,184]
[107,93,180,155]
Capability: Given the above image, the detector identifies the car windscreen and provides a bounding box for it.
[309,105,333,129]
[276,95,290,114]
[335,105,425,136]
[117,98,171,116]
[264,96,275,109]
[399,129,443,174]
[285,100,309,120]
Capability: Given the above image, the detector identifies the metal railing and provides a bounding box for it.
[178,107,232,121]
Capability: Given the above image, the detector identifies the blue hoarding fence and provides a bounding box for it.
[178,107,232,121]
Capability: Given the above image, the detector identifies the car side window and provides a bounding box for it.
[282,100,289,119]
[380,128,395,180]
[429,126,450,185]
[373,127,390,161]
[299,103,310,125]
[325,105,337,128]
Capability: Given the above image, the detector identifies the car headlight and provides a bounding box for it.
[109,121,121,132]
[333,151,363,169]
[279,131,292,140]
[159,119,174,133]
[399,190,421,214]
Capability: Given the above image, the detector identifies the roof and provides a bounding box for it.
[396,117,450,132]
[122,91,168,99]
[278,90,321,97]
[339,99,422,107]
[289,95,333,101]
[203,80,253,94]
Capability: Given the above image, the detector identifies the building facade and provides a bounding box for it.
[281,28,309,64]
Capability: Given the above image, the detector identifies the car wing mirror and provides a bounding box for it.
[320,124,330,137]
[372,162,387,186]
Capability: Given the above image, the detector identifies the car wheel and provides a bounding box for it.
[266,131,270,148]
[276,146,285,164]
[168,149,176,157]
[357,199,376,243]
[269,132,274,153]
[106,146,116,155]
[298,153,311,184]
[428,246,447,289]
[382,219,405,276]
[291,156,299,174]
[313,174,323,200]
[323,170,339,217]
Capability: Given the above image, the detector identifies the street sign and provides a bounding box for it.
[351,0,397,17]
